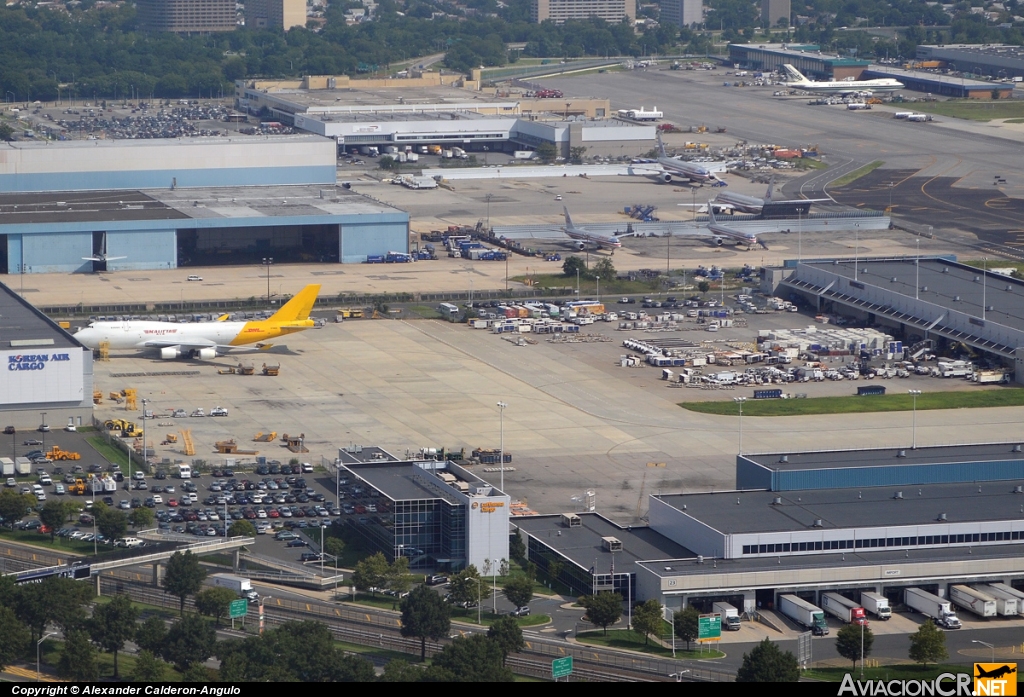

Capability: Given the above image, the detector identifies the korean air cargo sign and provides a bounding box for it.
[1,350,83,405]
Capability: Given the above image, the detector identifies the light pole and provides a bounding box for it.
[596,275,600,305]
[734,397,747,454]
[37,631,56,681]
[908,390,921,449]
[141,397,148,476]
[321,524,325,576]
[576,267,580,299]
[471,576,482,625]
[91,478,99,554]
[259,595,271,635]
[485,193,492,230]
[973,639,995,663]
[40,412,46,451]
[496,402,507,493]
[262,257,273,307]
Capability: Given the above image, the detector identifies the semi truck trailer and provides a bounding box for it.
[904,587,961,629]
[778,594,829,635]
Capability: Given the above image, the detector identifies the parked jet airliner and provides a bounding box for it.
[74,284,321,359]
[780,64,904,95]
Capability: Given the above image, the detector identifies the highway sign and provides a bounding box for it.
[229,599,248,619]
[552,656,573,679]
[698,614,721,642]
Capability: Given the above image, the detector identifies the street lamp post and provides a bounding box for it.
[908,390,921,449]
[497,402,507,493]
[734,397,747,455]
[40,412,46,451]
[262,257,273,307]
[973,639,995,663]
[485,193,492,230]
[37,632,56,681]
[596,275,600,305]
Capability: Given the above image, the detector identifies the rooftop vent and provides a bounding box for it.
[942,267,949,273]
[938,512,947,521]
[736,498,741,505]
[891,277,898,283]
[897,450,907,458]
[1014,444,1022,453]
[1008,285,1014,292]
[772,496,783,505]
[894,491,904,499]
[779,455,789,464]
[974,276,981,282]
[561,513,581,528]
[812,519,823,528]
[986,306,994,312]
[954,296,961,302]
[921,286,928,292]
[1013,485,1023,494]
[696,555,704,564]
[601,536,622,552]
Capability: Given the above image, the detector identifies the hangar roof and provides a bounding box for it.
[744,442,1024,472]
[655,480,1024,533]
[0,185,400,227]
[0,280,83,351]
[514,513,696,574]
[343,460,501,504]
[0,134,326,152]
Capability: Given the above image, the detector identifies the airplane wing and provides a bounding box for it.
[141,338,274,354]
[678,202,731,213]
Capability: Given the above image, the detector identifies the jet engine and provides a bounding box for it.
[575,241,586,251]
[713,237,724,246]
[660,173,673,183]
[194,348,217,360]
[159,347,183,360]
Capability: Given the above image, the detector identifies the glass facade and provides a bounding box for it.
[347,493,469,570]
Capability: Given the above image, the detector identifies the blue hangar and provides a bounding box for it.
[0,135,409,273]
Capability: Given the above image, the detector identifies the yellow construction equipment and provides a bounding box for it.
[165,433,178,443]
[253,432,277,442]
[108,392,123,403]
[93,391,103,405]
[261,363,280,376]
[180,429,195,456]
[68,478,87,495]
[46,445,81,461]
[336,308,365,319]
[123,388,138,411]
[96,341,110,362]
[236,363,255,376]
[215,439,259,455]
[104,419,142,437]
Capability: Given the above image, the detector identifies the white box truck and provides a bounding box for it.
[978,585,1018,616]
[0,458,13,477]
[175,464,192,479]
[712,602,741,630]
[985,582,1024,613]
[778,594,829,635]
[904,587,961,629]
[211,573,258,601]
[860,592,892,620]
[821,592,868,624]
[949,584,997,618]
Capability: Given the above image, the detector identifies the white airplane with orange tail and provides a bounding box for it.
[74,284,321,359]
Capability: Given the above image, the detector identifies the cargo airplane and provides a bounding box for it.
[627,132,721,185]
[74,284,321,359]
[780,64,904,95]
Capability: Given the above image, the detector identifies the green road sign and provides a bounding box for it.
[552,656,573,679]
[698,614,721,642]
[229,599,248,619]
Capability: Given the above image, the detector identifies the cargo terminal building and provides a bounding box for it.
[0,280,93,428]
[514,443,1024,615]
[0,136,410,271]
[768,256,1024,384]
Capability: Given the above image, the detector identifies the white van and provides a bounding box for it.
[116,537,143,548]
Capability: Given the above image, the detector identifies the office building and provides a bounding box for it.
[659,0,702,28]
[530,0,636,24]
[761,0,790,28]
[136,0,237,33]
[247,0,307,30]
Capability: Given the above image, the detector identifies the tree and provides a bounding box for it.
[562,255,588,279]
[509,530,526,561]
[162,613,216,671]
[194,586,237,626]
[736,638,801,682]
[673,606,700,651]
[593,257,616,280]
[385,556,411,597]
[57,629,100,682]
[88,594,138,678]
[908,620,947,666]
[162,551,206,616]
[487,616,524,664]
[536,142,558,162]
[96,505,128,542]
[379,155,399,171]
[0,490,35,530]
[351,552,390,596]
[0,123,14,142]
[379,659,426,682]
[128,506,154,529]
[579,592,622,634]
[130,650,167,682]
[180,662,212,682]
[0,606,30,672]
[324,536,345,559]
[698,280,711,296]
[426,634,513,682]
[569,145,587,164]
[400,584,451,661]
[134,616,167,655]
[228,519,257,538]
[502,575,533,610]
[39,499,67,542]
[448,565,482,608]
[632,599,663,646]
[836,622,873,670]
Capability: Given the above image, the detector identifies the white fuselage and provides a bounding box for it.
[708,220,759,247]
[712,191,765,214]
[789,78,903,94]
[75,321,247,350]
[564,228,622,249]
[658,156,713,181]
